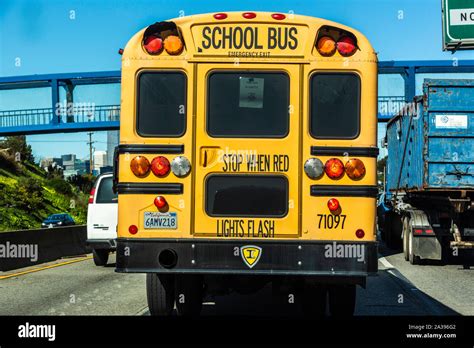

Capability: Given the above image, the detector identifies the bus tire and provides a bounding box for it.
[92,249,109,266]
[328,284,356,317]
[146,273,175,316]
[300,284,327,317]
[175,275,203,317]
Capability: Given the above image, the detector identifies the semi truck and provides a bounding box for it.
[380,79,474,267]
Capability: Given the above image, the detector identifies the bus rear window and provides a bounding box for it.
[206,175,288,217]
[207,72,289,137]
[137,72,186,137]
[310,73,360,139]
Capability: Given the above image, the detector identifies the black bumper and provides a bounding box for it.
[116,239,378,277]
[86,239,117,250]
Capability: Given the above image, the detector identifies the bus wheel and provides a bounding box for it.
[300,283,327,317]
[175,275,203,316]
[328,284,356,317]
[146,273,175,316]
[92,249,109,266]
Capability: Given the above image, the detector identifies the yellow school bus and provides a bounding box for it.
[114,11,378,316]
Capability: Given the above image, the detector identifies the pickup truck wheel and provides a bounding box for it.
[328,284,356,317]
[92,249,109,266]
[300,284,327,317]
[146,273,175,316]
[175,275,203,316]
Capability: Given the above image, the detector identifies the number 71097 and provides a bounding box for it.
[317,214,346,229]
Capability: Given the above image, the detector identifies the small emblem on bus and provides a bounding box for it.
[240,245,262,268]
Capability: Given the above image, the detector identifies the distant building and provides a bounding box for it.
[40,157,62,170]
[93,150,107,172]
[107,131,119,166]
[75,159,91,175]
[61,154,76,171]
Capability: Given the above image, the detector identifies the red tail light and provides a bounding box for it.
[271,13,286,20]
[414,229,423,235]
[327,198,340,212]
[88,187,96,204]
[129,225,138,235]
[243,12,257,19]
[151,156,170,177]
[214,13,227,20]
[356,229,365,239]
[337,36,357,57]
[324,158,345,179]
[144,35,163,55]
[154,196,168,209]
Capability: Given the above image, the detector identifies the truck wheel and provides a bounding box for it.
[175,275,203,316]
[146,273,175,316]
[402,217,410,261]
[92,249,109,266]
[408,228,420,265]
[300,284,327,317]
[328,284,356,317]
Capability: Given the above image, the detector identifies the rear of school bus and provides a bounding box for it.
[115,12,378,316]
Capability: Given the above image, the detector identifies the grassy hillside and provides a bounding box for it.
[0,152,88,232]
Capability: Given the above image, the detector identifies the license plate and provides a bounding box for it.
[144,212,177,229]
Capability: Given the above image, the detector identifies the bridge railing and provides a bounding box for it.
[0,105,120,128]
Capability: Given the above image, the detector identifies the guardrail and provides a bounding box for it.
[0,225,90,272]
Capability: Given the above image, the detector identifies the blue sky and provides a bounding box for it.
[1,0,473,160]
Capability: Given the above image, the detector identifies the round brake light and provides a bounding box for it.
[130,156,150,177]
[337,36,357,57]
[151,156,170,177]
[143,35,163,55]
[345,159,366,180]
[164,35,184,55]
[324,158,345,179]
[316,36,336,57]
[129,225,138,235]
[356,229,365,239]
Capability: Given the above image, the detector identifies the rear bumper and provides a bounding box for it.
[86,239,117,250]
[116,238,378,277]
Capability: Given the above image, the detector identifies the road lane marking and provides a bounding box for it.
[0,256,92,280]
[379,256,394,269]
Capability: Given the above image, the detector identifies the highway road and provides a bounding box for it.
[0,246,471,316]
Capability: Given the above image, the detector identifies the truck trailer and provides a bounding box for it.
[380,79,474,266]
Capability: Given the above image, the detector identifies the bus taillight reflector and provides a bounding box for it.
[164,35,184,55]
[151,156,170,177]
[327,198,340,212]
[154,196,167,209]
[337,36,357,57]
[129,225,138,235]
[214,13,227,20]
[345,159,366,180]
[271,13,286,20]
[243,12,257,19]
[316,36,336,57]
[144,35,163,55]
[356,229,365,239]
[130,156,150,177]
[324,158,345,179]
